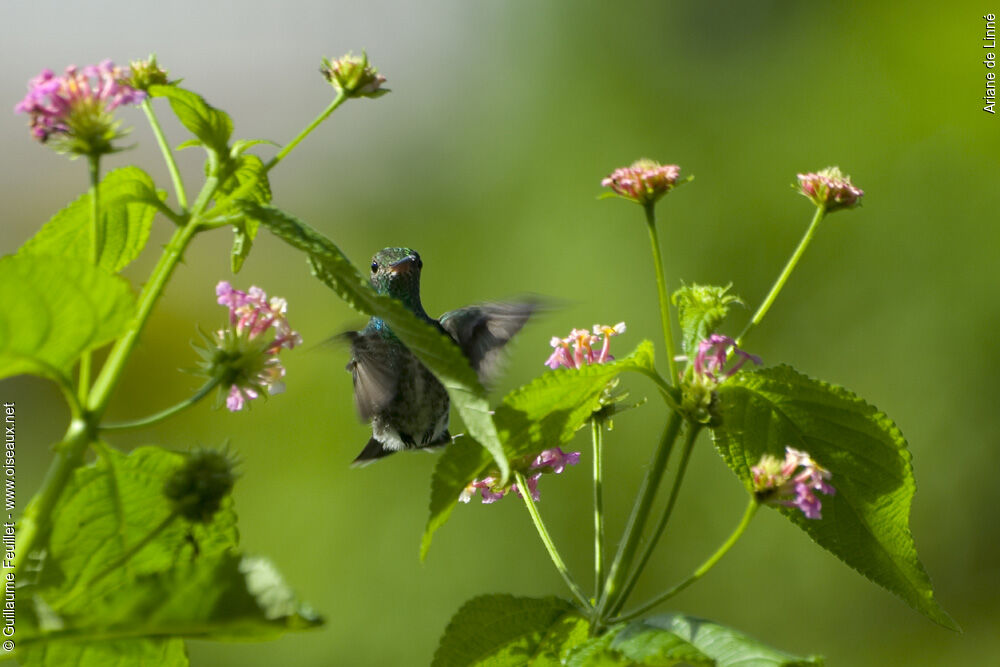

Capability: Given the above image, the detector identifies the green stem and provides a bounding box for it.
[142,98,188,211]
[77,157,102,403]
[101,378,222,431]
[12,418,91,578]
[612,498,759,623]
[737,205,826,347]
[264,91,347,173]
[87,221,201,417]
[644,204,679,384]
[598,411,683,619]
[591,418,605,601]
[610,424,701,617]
[516,471,591,610]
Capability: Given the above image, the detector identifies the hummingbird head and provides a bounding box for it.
[369,247,425,311]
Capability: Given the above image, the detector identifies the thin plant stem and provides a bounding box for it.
[101,378,222,431]
[644,204,679,384]
[591,418,605,600]
[612,498,759,623]
[610,424,701,617]
[78,156,102,403]
[264,91,347,173]
[598,411,683,619]
[737,205,826,347]
[142,98,188,210]
[516,472,591,610]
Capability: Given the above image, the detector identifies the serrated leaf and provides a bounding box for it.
[671,283,742,357]
[432,594,580,667]
[531,613,591,666]
[636,614,822,666]
[243,203,510,484]
[20,553,321,651]
[712,365,957,630]
[213,154,270,272]
[18,637,188,667]
[19,166,163,273]
[0,254,134,382]
[422,342,656,559]
[43,445,238,613]
[150,85,232,155]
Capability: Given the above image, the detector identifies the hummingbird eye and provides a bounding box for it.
[371,261,378,273]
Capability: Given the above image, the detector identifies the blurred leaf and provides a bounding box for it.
[432,594,580,667]
[0,254,134,382]
[231,138,278,156]
[671,283,742,357]
[150,85,232,155]
[244,203,510,483]
[532,613,591,666]
[21,553,321,651]
[574,613,823,667]
[19,166,163,273]
[44,445,238,612]
[18,638,188,667]
[422,342,655,559]
[712,366,958,630]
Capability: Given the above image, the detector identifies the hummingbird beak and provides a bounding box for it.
[389,256,418,275]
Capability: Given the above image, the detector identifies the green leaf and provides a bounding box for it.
[18,638,188,667]
[531,613,591,666]
[214,154,270,272]
[231,138,278,157]
[150,85,232,154]
[20,553,321,650]
[421,342,656,559]
[44,445,238,612]
[630,614,821,666]
[243,203,510,483]
[671,283,742,357]
[19,166,164,273]
[0,254,134,382]
[712,365,958,630]
[432,594,581,667]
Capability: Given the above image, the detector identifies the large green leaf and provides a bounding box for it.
[0,254,134,382]
[18,638,188,667]
[19,166,163,273]
[43,445,238,612]
[213,153,271,272]
[149,85,232,155]
[243,203,510,483]
[433,594,581,667]
[421,342,656,559]
[567,614,821,667]
[712,365,957,630]
[19,553,321,651]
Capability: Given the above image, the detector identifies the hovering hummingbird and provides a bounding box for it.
[344,247,535,466]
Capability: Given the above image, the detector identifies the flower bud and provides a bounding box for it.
[122,55,170,92]
[163,448,238,523]
[320,51,389,98]
[601,159,685,206]
[796,167,864,212]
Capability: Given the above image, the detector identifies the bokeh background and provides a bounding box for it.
[2,1,997,664]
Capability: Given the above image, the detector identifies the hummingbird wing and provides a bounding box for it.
[343,330,398,422]
[439,301,536,386]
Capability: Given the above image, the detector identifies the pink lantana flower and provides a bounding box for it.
[15,60,145,155]
[198,282,302,412]
[459,447,581,505]
[796,167,864,212]
[692,334,761,382]
[751,447,836,520]
[545,322,626,370]
[601,159,683,206]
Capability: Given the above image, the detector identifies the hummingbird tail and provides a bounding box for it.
[351,437,397,468]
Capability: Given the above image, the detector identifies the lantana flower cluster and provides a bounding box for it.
[459,447,581,504]
[680,333,761,422]
[796,166,864,212]
[601,159,683,206]
[545,322,626,370]
[198,282,302,412]
[320,51,388,98]
[14,60,145,155]
[751,447,836,519]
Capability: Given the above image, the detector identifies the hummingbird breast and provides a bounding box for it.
[378,350,450,449]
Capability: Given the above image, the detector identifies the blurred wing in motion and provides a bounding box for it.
[343,330,398,422]
[439,301,536,386]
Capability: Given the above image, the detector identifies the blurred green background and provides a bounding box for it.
[2,1,997,664]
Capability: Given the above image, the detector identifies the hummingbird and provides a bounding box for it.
[344,247,535,466]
